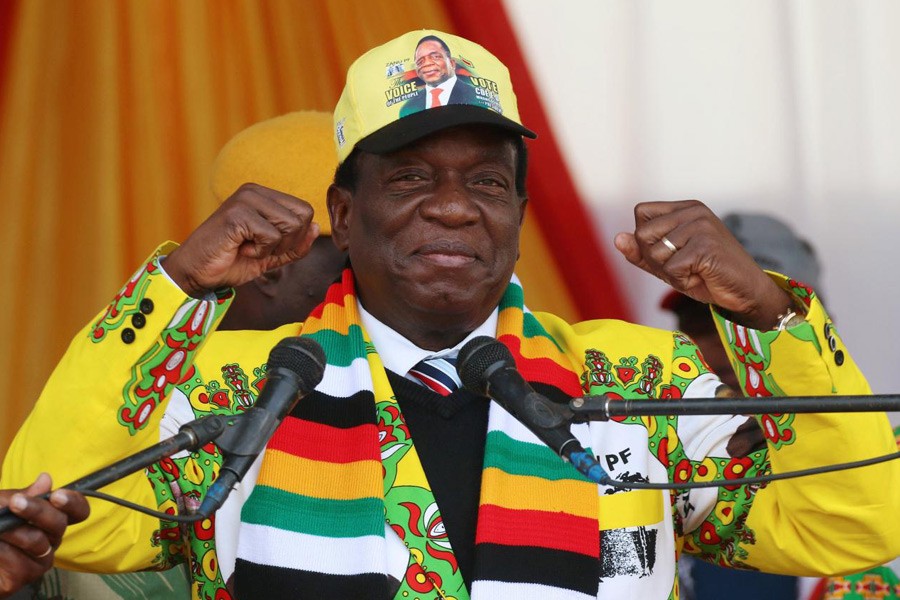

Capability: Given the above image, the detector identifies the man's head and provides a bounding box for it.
[211,111,347,330]
[328,30,535,349]
[414,35,455,86]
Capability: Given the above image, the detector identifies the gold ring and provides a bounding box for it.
[661,236,677,253]
[36,546,53,559]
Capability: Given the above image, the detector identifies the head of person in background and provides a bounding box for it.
[212,111,348,331]
[661,212,822,390]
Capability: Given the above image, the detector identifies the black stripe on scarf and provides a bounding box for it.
[473,543,600,595]
[234,560,391,600]
[288,389,376,427]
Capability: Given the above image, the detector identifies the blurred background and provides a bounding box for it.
[1,0,898,456]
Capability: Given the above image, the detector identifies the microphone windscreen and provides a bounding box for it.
[267,337,327,391]
[456,336,514,394]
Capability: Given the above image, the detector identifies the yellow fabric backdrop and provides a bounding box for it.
[0,0,578,456]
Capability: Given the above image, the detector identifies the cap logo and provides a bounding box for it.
[379,34,504,118]
[385,60,405,78]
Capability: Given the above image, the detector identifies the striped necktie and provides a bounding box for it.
[407,356,460,396]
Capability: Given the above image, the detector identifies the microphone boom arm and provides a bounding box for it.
[0,413,234,534]
[569,394,900,421]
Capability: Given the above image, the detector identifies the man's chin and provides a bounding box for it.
[411,280,504,316]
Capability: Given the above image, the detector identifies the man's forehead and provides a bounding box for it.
[415,40,444,54]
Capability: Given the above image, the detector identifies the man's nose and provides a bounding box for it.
[420,174,479,225]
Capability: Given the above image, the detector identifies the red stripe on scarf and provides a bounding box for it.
[500,334,583,397]
[306,268,355,320]
[269,418,381,463]
[476,504,599,556]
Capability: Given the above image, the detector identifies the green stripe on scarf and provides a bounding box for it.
[241,486,385,537]
[483,431,594,482]
[304,326,367,367]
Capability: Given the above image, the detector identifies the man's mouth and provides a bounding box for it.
[415,242,477,267]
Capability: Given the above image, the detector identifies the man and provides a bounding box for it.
[2,29,898,600]
[399,34,479,117]
[0,475,89,599]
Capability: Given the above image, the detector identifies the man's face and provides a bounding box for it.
[415,40,454,86]
[328,126,526,349]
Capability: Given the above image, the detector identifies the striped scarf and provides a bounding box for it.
[236,268,601,599]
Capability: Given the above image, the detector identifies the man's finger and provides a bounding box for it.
[613,232,644,269]
[235,183,315,233]
[633,199,703,225]
[0,539,53,596]
[49,489,90,526]
[22,473,52,497]
[5,493,68,545]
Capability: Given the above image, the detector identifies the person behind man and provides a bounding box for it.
[0,475,88,599]
[2,29,898,600]
[399,34,478,117]
[662,213,822,600]
[212,110,347,331]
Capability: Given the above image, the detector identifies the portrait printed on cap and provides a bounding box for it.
[383,35,503,118]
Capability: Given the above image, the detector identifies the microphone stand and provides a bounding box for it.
[0,413,237,534]
[568,394,900,421]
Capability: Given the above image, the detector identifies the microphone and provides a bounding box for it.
[198,336,326,517]
[457,336,611,485]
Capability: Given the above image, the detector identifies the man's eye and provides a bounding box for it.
[415,52,446,67]
[390,172,427,184]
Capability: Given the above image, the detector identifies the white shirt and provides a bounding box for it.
[357,300,498,375]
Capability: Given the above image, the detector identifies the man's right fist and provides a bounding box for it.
[164,183,321,297]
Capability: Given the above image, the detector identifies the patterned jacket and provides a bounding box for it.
[2,244,898,600]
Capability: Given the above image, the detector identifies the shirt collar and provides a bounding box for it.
[426,74,458,94]
[357,300,498,376]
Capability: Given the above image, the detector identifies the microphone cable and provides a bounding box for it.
[69,448,900,519]
[600,448,900,490]
[78,489,210,523]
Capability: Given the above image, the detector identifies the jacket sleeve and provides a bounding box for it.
[683,273,900,575]
[0,243,232,572]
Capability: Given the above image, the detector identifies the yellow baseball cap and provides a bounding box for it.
[333,29,536,163]
[210,111,336,235]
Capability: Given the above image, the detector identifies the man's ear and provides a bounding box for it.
[327,183,352,252]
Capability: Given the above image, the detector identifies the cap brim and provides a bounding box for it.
[356,104,537,155]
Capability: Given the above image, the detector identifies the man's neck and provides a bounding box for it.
[426,74,458,93]
[357,302,499,376]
